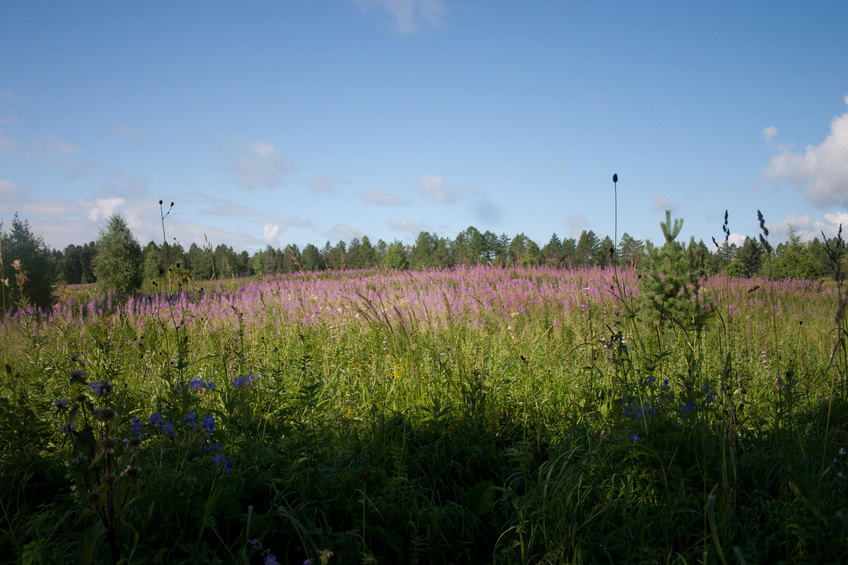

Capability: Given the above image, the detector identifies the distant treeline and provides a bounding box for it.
[42,225,848,284]
[1,216,844,313]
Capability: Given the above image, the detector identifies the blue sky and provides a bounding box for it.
[1,1,847,253]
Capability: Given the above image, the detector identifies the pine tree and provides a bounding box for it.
[640,211,709,335]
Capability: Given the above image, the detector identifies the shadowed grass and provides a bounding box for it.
[1,265,847,563]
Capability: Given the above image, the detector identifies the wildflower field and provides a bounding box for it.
[1,265,847,563]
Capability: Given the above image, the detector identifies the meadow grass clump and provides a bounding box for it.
[0,262,846,562]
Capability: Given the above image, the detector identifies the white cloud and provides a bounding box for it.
[88,198,128,222]
[762,126,778,142]
[762,98,848,208]
[229,141,294,189]
[767,212,848,242]
[1,183,274,251]
[355,0,446,34]
[262,222,281,244]
[388,218,426,235]
[416,175,459,203]
[362,187,403,205]
[728,232,746,247]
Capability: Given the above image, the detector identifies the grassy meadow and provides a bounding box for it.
[1,265,847,563]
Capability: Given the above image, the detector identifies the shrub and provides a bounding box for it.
[0,215,55,312]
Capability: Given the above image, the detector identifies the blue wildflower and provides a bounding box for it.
[202,443,222,453]
[202,415,215,438]
[213,453,232,472]
[682,402,694,413]
[161,421,175,436]
[630,432,640,442]
[701,384,710,393]
[661,379,670,392]
[131,416,142,436]
[233,372,260,389]
[183,412,198,431]
[149,412,163,427]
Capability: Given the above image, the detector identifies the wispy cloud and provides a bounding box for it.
[31,134,77,155]
[119,124,143,145]
[229,141,294,189]
[0,178,27,200]
[651,196,674,213]
[762,96,848,208]
[416,175,459,203]
[388,218,426,235]
[193,193,259,218]
[567,213,586,239]
[331,223,364,241]
[762,125,778,142]
[354,0,446,34]
[66,162,99,183]
[362,187,404,205]
[310,175,337,193]
[552,157,568,172]
[0,128,17,152]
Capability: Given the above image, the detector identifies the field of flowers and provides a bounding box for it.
[1,265,847,563]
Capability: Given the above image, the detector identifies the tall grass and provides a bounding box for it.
[0,265,846,563]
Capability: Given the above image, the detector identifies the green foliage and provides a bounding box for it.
[0,215,56,312]
[639,211,709,335]
[94,213,143,294]
[382,240,408,270]
[728,237,763,278]
[767,228,823,280]
[575,229,600,267]
[61,242,97,284]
